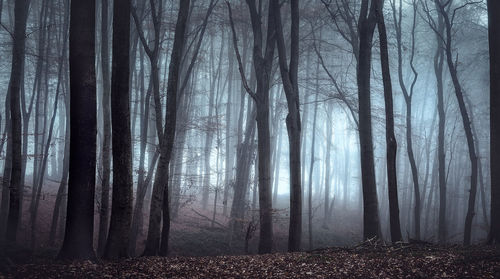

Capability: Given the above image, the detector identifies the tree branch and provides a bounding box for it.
[226,1,257,102]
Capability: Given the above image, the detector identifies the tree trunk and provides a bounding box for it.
[143,0,190,256]
[437,1,478,246]
[97,0,112,256]
[323,111,332,226]
[488,0,500,244]
[431,5,447,243]
[0,92,11,240]
[357,0,380,240]
[376,0,402,243]
[104,0,133,259]
[57,0,97,261]
[49,78,70,246]
[272,0,302,252]
[307,92,319,250]
[6,0,29,244]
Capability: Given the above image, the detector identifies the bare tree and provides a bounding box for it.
[433,0,479,246]
[391,0,421,240]
[143,0,190,256]
[227,0,276,254]
[376,0,402,243]
[271,0,302,252]
[357,0,381,240]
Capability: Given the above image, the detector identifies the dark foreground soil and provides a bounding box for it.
[2,244,500,278]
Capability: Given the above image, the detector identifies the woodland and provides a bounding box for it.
[0,0,500,277]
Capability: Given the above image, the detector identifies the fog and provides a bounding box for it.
[0,0,491,257]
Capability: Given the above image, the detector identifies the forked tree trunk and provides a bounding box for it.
[272,0,302,252]
[436,1,478,246]
[376,0,402,243]
[143,0,190,256]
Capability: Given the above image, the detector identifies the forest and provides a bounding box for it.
[0,0,499,277]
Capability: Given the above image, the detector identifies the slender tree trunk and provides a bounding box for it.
[143,0,190,256]
[224,37,235,217]
[323,111,332,226]
[97,0,112,256]
[376,0,402,243]
[201,40,217,210]
[391,0,420,240]
[0,92,11,240]
[431,6,447,243]
[272,129,283,206]
[30,19,66,248]
[57,0,97,260]
[436,2,478,246]
[272,0,302,252]
[49,79,70,246]
[307,93,319,250]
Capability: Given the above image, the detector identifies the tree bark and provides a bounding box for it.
[391,0,420,240]
[435,1,478,246]
[57,0,97,261]
[104,0,133,259]
[97,0,112,256]
[0,92,11,240]
[488,0,500,244]
[6,0,29,243]
[376,0,402,243]
[272,0,302,252]
[357,0,380,240]
[143,0,190,256]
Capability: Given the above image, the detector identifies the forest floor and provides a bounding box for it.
[2,242,500,278]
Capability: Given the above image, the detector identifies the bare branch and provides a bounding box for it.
[0,22,13,39]
[226,1,257,102]
[311,36,359,127]
[130,5,153,58]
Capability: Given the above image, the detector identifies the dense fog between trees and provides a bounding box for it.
[0,0,497,260]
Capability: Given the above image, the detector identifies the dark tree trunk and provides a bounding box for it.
[488,0,500,244]
[57,0,97,261]
[97,0,112,256]
[272,0,302,252]
[357,0,380,240]
[436,1,478,246]
[49,84,70,246]
[30,9,67,247]
[230,104,256,239]
[228,0,276,254]
[247,1,276,254]
[104,0,133,259]
[391,0,420,240]
[430,4,447,243]
[306,92,319,250]
[0,92,11,240]
[323,109,332,226]
[376,0,402,243]
[6,0,29,243]
[143,0,190,256]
